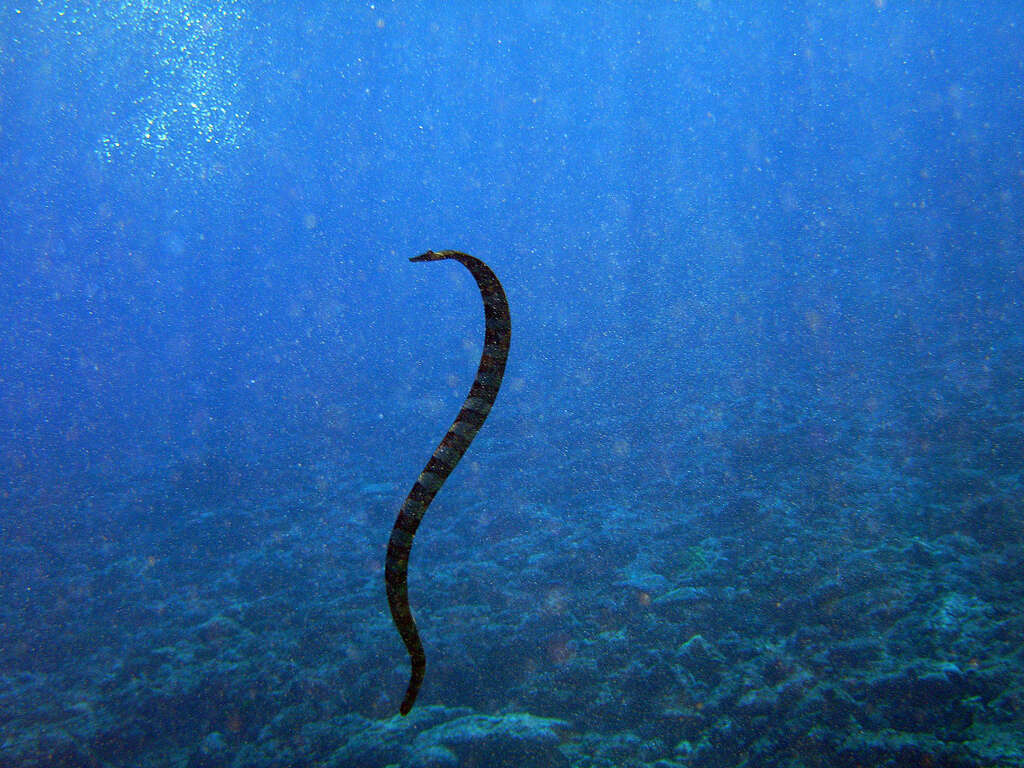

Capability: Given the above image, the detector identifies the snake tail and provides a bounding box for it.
[385,250,511,715]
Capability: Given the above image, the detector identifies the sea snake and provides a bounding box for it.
[385,250,511,715]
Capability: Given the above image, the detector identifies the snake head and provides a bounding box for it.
[410,250,456,262]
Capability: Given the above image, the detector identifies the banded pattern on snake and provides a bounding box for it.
[385,250,511,715]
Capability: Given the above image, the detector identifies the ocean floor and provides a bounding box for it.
[3,352,1023,768]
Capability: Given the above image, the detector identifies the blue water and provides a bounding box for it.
[2,2,1022,766]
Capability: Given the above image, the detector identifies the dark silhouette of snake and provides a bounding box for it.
[385,250,511,715]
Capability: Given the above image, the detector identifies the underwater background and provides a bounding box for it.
[2,2,1023,766]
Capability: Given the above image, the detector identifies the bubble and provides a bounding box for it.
[52,0,253,179]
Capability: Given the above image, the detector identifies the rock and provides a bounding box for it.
[652,586,711,623]
[323,708,473,768]
[735,686,779,717]
[675,634,725,682]
[411,713,570,768]
[865,662,976,735]
[187,730,230,768]
[838,728,963,768]
[405,744,458,768]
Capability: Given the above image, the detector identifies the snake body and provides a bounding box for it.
[385,250,511,715]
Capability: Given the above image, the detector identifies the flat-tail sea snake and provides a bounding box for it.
[385,250,511,715]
